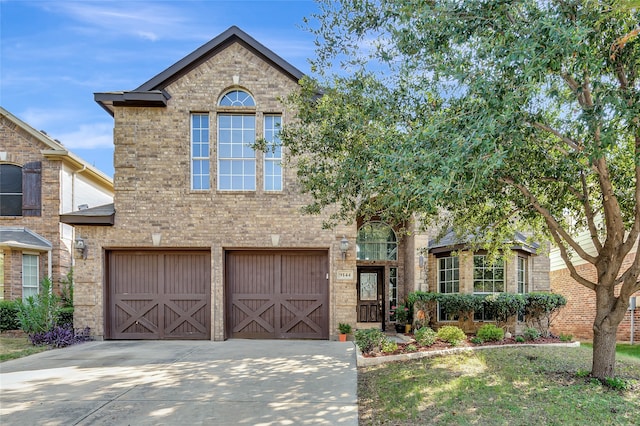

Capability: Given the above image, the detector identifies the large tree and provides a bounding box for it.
[279,0,640,379]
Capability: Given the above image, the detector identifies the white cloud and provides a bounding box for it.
[56,123,113,149]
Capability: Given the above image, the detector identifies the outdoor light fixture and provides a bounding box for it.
[340,235,349,260]
[75,237,88,260]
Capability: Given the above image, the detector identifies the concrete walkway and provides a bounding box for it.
[0,340,358,425]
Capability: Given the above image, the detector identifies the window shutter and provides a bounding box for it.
[22,161,42,216]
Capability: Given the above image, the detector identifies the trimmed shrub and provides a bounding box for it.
[476,324,505,342]
[29,325,92,348]
[524,327,540,341]
[438,294,484,322]
[354,328,386,354]
[515,335,525,343]
[437,325,466,346]
[415,327,437,346]
[484,293,526,330]
[524,293,567,337]
[0,300,21,331]
[470,336,484,344]
[381,339,398,353]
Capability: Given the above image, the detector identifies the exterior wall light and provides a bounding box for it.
[75,237,88,260]
[340,235,349,260]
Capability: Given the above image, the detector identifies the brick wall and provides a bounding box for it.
[551,251,639,342]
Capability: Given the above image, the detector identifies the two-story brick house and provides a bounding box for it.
[0,106,114,300]
[65,27,549,341]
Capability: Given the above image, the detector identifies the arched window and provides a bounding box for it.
[218,90,255,107]
[356,222,397,261]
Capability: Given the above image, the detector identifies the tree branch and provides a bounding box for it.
[581,171,603,252]
[531,121,582,152]
[500,177,598,264]
[548,226,597,291]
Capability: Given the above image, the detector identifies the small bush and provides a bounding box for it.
[354,328,386,354]
[29,325,92,348]
[338,322,352,334]
[470,336,484,344]
[381,339,398,353]
[524,327,540,341]
[437,325,466,346]
[603,376,629,391]
[559,333,573,342]
[405,344,418,352]
[476,324,505,342]
[57,307,74,328]
[0,300,21,331]
[515,335,525,343]
[17,277,60,334]
[414,327,437,346]
[576,369,590,378]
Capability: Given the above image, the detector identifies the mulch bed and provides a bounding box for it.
[363,335,565,358]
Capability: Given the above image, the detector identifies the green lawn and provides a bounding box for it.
[580,342,640,360]
[358,346,640,425]
[0,335,49,362]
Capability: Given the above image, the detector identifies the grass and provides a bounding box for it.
[581,342,640,360]
[358,345,640,425]
[0,335,49,362]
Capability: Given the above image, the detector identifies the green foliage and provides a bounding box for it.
[57,307,74,328]
[524,293,567,337]
[414,327,437,346]
[524,328,541,341]
[338,322,353,334]
[59,269,74,308]
[603,376,629,391]
[560,333,574,342]
[484,293,526,330]
[0,300,21,331]
[476,324,505,342]
[515,335,526,343]
[16,277,60,335]
[354,328,386,355]
[438,294,483,322]
[437,325,466,346]
[381,339,398,354]
[576,369,591,378]
[390,302,410,323]
[405,344,418,353]
[470,336,484,344]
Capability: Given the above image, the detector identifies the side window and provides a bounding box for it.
[22,254,39,300]
[191,114,210,190]
[0,164,23,216]
[438,256,460,321]
[264,115,282,191]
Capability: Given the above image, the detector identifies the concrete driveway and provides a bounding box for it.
[0,340,357,425]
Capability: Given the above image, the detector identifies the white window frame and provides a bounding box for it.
[22,254,39,300]
[263,115,283,191]
[217,114,256,191]
[191,113,210,190]
[437,255,460,322]
[473,255,505,321]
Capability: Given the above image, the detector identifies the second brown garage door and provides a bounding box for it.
[226,250,329,339]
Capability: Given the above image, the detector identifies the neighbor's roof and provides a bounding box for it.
[0,106,114,191]
[59,203,115,226]
[428,229,539,254]
[0,227,52,251]
[95,26,305,116]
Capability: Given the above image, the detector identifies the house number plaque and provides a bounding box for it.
[337,270,354,281]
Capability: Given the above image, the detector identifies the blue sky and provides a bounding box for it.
[1,0,320,178]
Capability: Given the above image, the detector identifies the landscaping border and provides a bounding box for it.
[356,341,581,367]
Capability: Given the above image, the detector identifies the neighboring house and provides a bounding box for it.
[63,27,551,341]
[0,106,114,301]
[550,231,639,341]
[422,230,550,333]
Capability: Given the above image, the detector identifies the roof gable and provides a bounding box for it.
[95,26,305,116]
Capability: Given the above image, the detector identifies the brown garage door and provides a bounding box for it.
[106,250,211,340]
[226,250,329,339]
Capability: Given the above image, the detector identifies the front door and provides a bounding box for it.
[357,266,384,325]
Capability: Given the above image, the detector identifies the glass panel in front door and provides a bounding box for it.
[360,273,378,300]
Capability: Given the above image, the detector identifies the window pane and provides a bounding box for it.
[191,114,210,191]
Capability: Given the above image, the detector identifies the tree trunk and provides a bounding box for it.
[591,323,617,379]
[591,284,628,380]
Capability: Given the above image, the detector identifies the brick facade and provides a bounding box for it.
[551,251,640,342]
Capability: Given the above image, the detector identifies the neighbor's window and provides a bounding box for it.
[22,254,39,300]
[473,255,505,321]
[438,256,460,321]
[191,114,210,190]
[356,222,397,260]
[217,90,256,191]
[263,115,282,191]
[0,164,22,216]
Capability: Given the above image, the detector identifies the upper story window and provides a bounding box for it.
[219,90,256,107]
[264,115,282,191]
[191,114,210,190]
[356,221,397,261]
[0,162,41,216]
